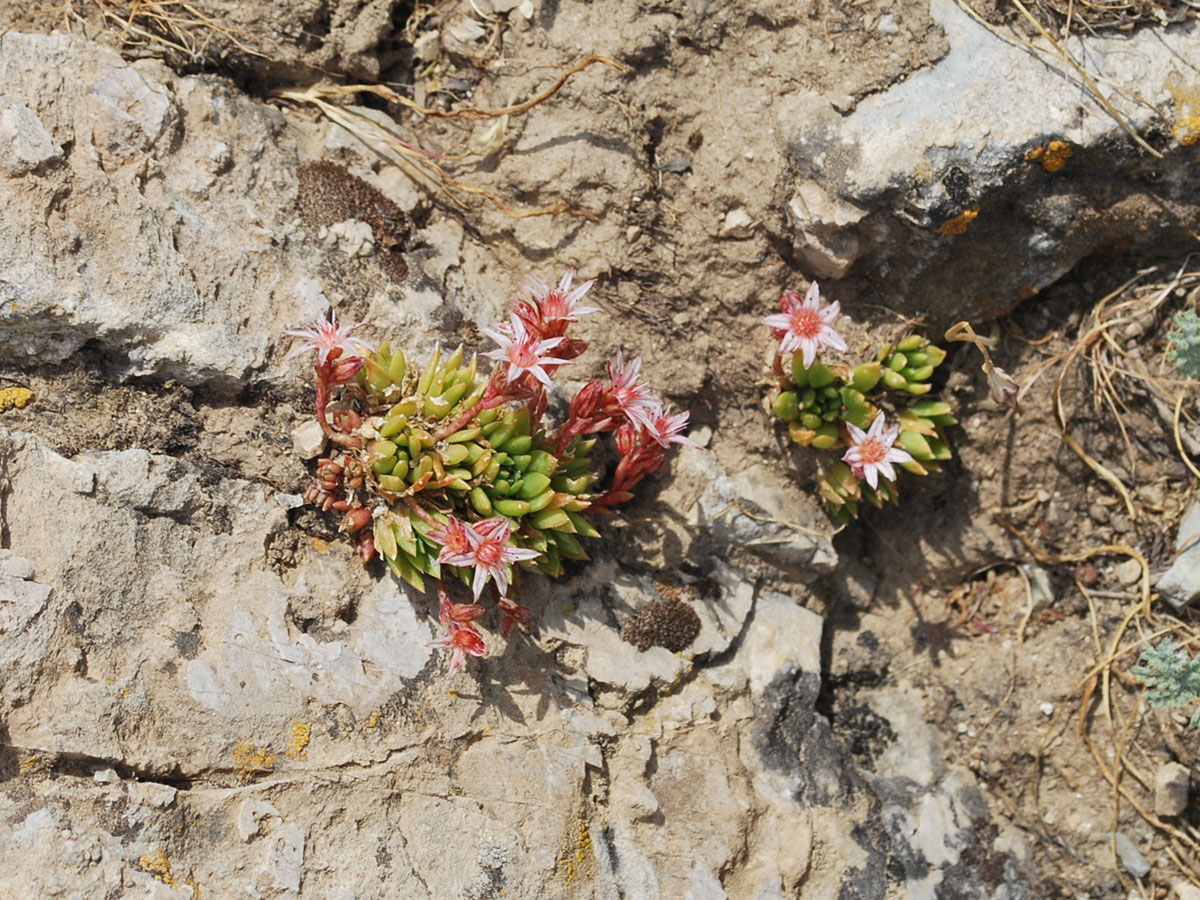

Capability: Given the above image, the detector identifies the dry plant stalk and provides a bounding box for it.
[276,55,625,220]
[1014,263,1200,519]
[56,0,263,60]
[990,264,1200,886]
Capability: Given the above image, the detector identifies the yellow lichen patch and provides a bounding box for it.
[562,819,595,884]
[18,753,50,774]
[311,537,332,553]
[0,387,33,413]
[936,208,978,236]
[232,739,275,781]
[1025,140,1072,172]
[139,848,177,888]
[286,722,311,760]
[1166,73,1200,146]
[186,876,203,899]
[365,710,380,729]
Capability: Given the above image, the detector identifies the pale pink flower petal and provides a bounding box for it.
[482,315,569,385]
[430,623,490,678]
[841,414,913,491]
[763,282,847,367]
[429,516,540,601]
[523,269,600,323]
[606,350,660,430]
[284,309,374,366]
[985,364,1020,410]
[643,401,701,449]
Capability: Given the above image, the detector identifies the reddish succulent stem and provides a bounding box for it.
[403,494,437,526]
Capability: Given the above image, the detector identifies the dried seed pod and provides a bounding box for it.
[621,597,702,653]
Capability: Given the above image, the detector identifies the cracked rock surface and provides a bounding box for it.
[4,0,1168,892]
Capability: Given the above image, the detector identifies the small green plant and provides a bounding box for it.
[1132,639,1200,728]
[287,271,696,675]
[1167,310,1200,380]
[764,282,956,521]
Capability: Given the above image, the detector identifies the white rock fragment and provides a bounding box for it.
[238,798,283,842]
[786,182,867,279]
[326,218,376,258]
[877,13,900,34]
[262,822,306,892]
[291,419,327,460]
[0,104,60,175]
[1039,702,1054,717]
[92,768,119,784]
[127,782,177,808]
[0,549,35,581]
[1158,501,1200,610]
[718,207,755,238]
[1154,762,1190,818]
[1114,832,1151,877]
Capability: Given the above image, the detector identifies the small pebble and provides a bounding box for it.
[1039,702,1054,717]
[1154,762,1190,817]
[1114,832,1151,878]
[93,768,119,784]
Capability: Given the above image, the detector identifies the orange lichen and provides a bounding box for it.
[18,753,49,774]
[139,848,177,888]
[936,209,978,236]
[232,739,275,781]
[286,722,311,760]
[1025,141,1072,172]
[0,387,33,412]
[562,819,595,883]
[1166,74,1200,146]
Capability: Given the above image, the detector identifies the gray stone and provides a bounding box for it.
[780,0,1200,324]
[0,103,60,175]
[291,418,327,460]
[1114,832,1152,878]
[1155,762,1191,817]
[1159,500,1200,610]
[664,446,837,575]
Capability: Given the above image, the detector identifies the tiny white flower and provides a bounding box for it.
[841,414,913,490]
[763,282,848,367]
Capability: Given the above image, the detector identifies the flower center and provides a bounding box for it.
[476,542,503,567]
[509,342,537,367]
[857,438,886,465]
[542,293,567,320]
[789,308,822,339]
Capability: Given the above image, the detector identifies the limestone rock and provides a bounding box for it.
[0,103,60,175]
[781,0,1200,324]
[1159,499,1200,610]
[1155,761,1191,817]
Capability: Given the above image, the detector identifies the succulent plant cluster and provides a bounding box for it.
[765,283,956,521]
[353,341,600,589]
[288,271,695,675]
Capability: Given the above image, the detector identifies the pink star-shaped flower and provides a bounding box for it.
[606,351,660,430]
[284,309,374,366]
[642,401,701,449]
[482,315,568,387]
[762,282,847,367]
[431,622,490,678]
[432,516,540,601]
[841,414,914,490]
[522,269,599,324]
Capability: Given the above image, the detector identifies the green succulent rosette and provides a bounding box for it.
[356,341,601,590]
[771,332,957,520]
